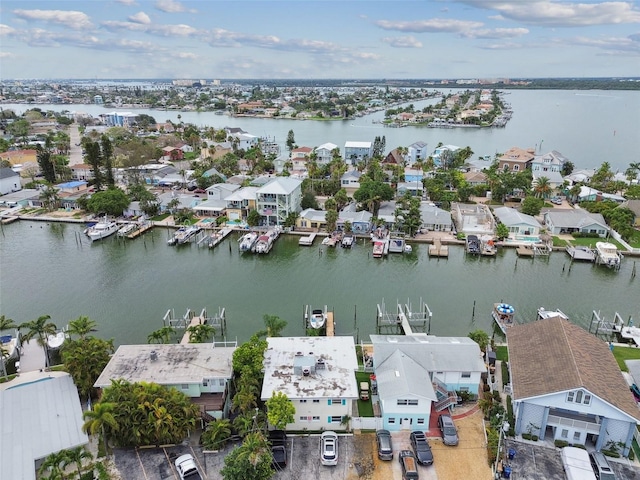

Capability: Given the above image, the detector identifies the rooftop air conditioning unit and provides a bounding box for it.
[302,367,311,376]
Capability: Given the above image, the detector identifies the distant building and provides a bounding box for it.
[497,147,535,173]
[93,95,103,105]
[344,141,372,165]
[0,168,22,194]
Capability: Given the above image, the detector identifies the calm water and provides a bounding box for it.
[3,89,639,172]
[0,221,637,346]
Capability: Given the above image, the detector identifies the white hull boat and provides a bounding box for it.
[85,217,118,242]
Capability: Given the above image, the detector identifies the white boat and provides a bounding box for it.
[307,306,327,329]
[537,307,569,321]
[85,216,118,242]
[238,231,258,252]
[595,242,622,267]
[253,226,281,254]
[47,330,68,350]
[0,334,19,359]
[492,303,515,335]
[117,223,137,237]
[207,227,233,249]
[341,234,354,248]
[168,225,201,245]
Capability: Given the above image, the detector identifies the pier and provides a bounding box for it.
[326,311,335,336]
[376,299,433,335]
[162,307,227,341]
[298,232,317,246]
[429,238,449,257]
[127,221,153,239]
[565,245,595,262]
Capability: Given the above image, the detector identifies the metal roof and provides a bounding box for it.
[0,371,88,480]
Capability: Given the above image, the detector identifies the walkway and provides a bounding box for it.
[18,340,47,372]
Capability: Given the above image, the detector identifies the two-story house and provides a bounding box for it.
[340,170,362,197]
[314,142,338,165]
[94,344,236,419]
[497,147,535,173]
[261,336,358,431]
[531,150,568,191]
[371,334,485,431]
[407,141,428,166]
[432,145,460,168]
[224,186,259,223]
[507,317,640,456]
[256,177,302,226]
[290,146,313,173]
[344,141,372,165]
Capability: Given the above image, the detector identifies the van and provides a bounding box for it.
[398,450,419,480]
[359,381,369,401]
[589,452,616,480]
[561,447,597,480]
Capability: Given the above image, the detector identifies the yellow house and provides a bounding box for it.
[0,149,38,166]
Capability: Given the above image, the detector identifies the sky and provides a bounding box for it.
[1,0,639,80]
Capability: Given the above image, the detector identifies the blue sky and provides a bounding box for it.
[1,0,639,79]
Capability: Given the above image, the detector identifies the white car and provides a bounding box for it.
[321,431,338,466]
[175,454,202,479]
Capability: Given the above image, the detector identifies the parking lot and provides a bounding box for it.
[504,439,640,480]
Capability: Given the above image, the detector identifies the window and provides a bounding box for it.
[300,399,307,403]
[567,391,575,403]
[576,391,583,403]
[181,384,189,390]
[583,394,592,405]
[573,432,581,442]
[202,380,208,387]
[397,400,408,406]
[561,429,568,439]
[299,416,308,422]
[313,399,320,403]
[219,379,225,386]
[330,416,342,423]
[513,165,520,171]
[408,400,418,406]
[388,418,396,424]
[312,416,320,422]
[417,418,425,425]
[330,398,342,405]
[461,372,471,378]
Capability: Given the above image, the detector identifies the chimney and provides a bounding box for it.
[150,350,158,361]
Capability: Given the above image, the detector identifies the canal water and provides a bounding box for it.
[0,221,637,346]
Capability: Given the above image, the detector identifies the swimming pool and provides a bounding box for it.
[200,218,215,224]
[505,235,540,243]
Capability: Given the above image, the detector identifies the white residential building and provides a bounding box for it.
[344,141,372,165]
[315,142,338,165]
[256,177,302,225]
[261,336,358,431]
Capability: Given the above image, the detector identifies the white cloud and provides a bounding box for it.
[116,0,138,5]
[12,9,93,30]
[566,35,640,54]
[375,18,484,33]
[0,24,17,36]
[462,27,529,39]
[128,12,151,25]
[0,52,14,58]
[207,29,342,53]
[101,20,198,37]
[462,1,640,27]
[171,52,198,59]
[381,36,423,48]
[155,0,195,14]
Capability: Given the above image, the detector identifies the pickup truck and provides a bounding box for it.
[175,454,202,480]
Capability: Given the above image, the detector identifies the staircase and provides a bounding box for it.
[433,378,458,412]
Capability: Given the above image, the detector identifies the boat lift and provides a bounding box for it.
[163,307,227,336]
[588,310,626,337]
[376,298,433,335]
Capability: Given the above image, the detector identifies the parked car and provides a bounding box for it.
[409,431,434,466]
[551,196,563,205]
[174,454,202,479]
[320,431,338,466]
[269,430,287,470]
[376,429,393,461]
[193,188,207,194]
[398,449,420,480]
[589,452,617,480]
[438,414,459,446]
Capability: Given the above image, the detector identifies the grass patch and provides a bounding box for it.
[626,229,640,249]
[611,344,640,372]
[569,236,625,249]
[552,236,568,247]
[355,371,374,417]
[151,213,170,221]
[495,345,508,362]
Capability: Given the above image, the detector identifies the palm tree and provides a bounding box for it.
[201,418,232,450]
[257,314,287,338]
[40,185,61,212]
[38,450,69,480]
[62,446,93,480]
[533,176,552,199]
[19,314,57,367]
[147,326,175,344]
[67,315,97,340]
[237,432,270,467]
[82,402,118,455]
[0,314,16,332]
[186,323,216,343]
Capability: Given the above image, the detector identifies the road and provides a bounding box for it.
[68,125,83,166]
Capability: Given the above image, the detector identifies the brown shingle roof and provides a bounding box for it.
[507,317,640,421]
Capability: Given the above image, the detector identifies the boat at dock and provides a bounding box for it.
[206,226,233,249]
[47,329,68,350]
[85,216,118,242]
[0,334,20,359]
[305,305,328,330]
[117,222,138,237]
[466,234,481,254]
[565,245,596,262]
[492,303,516,334]
[253,226,281,254]
[480,235,497,256]
[537,307,569,321]
[388,236,406,253]
[238,231,258,252]
[341,233,355,248]
[372,240,387,258]
[168,225,201,245]
[595,242,622,268]
[322,231,342,247]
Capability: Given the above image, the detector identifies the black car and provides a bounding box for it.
[409,431,434,466]
[268,430,287,469]
[376,429,393,461]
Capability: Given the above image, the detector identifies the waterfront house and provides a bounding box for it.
[577,186,625,204]
[452,203,495,236]
[370,334,485,431]
[297,208,328,231]
[290,146,313,175]
[260,336,358,432]
[94,344,236,419]
[0,371,88,480]
[0,167,22,194]
[256,177,302,226]
[543,209,608,237]
[497,147,535,173]
[338,203,373,234]
[225,186,259,223]
[419,203,453,232]
[70,163,95,182]
[492,207,543,238]
[0,188,40,208]
[507,317,640,456]
[432,145,460,168]
[407,141,428,166]
[344,141,372,165]
[340,170,362,197]
[315,142,338,165]
[531,150,568,191]
[621,200,640,227]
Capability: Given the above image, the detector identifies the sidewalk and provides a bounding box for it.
[18,339,47,372]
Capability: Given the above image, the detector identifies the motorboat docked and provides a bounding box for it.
[238,231,259,252]
[207,226,233,249]
[537,307,569,321]
[480,235,497,256]
[47,329,68,350]
[305,305,327,330]
[466,234,481,254]
[322,231,342,247]
[595,242,622,268]
[253,226,281,254]
[341,233,354,248]
[117,223,137,237]
[168,225,201,245]
[372,240,386,258]
[388,237,405,254]
[492,303,516,335]
[85,216,119,242]
[0,334,19,359]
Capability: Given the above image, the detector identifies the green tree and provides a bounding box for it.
[301,190,318,210]
[86,188,130,216]
[0,315,16,332]
[19,314,58,367]
[257,314,287,338]
[266,391,295,430]
[521,196,544,216]
[67,315,97,340]
[61,336,115,398]
[495,223,510,241]
[533,176,552,198]
[334,188,349,211]
[221,433,273,480]
[186,323,216,343]
[84,141,103,190]
[286,129,296,153]
[40,184,61,212]
[147,326,176,344]
[101,135,115,187]
[39,450,69,480]
[36,146,57,183]
[201,418,232,450]
[247,209,261,227]
[353,177,394,216]
[325,209,338,233]
[468,329,490,352]
[232,334,268,378]
[82,402,118,454]
[62,446,93,480]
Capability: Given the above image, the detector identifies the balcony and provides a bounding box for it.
[547,412,600,435]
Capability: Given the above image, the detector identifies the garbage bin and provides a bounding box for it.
[508,448,516,460]
[502,465,512,478]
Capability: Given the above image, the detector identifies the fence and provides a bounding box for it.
[352,416,384,431]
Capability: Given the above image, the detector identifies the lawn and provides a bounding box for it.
[627,229,640,249]
[356,371,374,417]
[612,344,640,372]
[494,345,508,362]
[569,236,625,249]
[151,213,170,221]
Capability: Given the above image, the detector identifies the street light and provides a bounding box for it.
[494,414,511,479]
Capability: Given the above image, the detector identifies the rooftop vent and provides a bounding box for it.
[150,350,158,361]
[295,351,303,356]
[316,359,326,370]
[308,352,313,356]
[302,367,311,376]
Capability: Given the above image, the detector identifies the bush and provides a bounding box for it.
[572,444,587,450]
[506,396,515,436]
[554,440,569,448]
[492,390,502,403]
[521,433,538,441]
[573,232,600,238]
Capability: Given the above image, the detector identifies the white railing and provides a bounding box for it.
[351,416,383,431]
[547,414,600,434]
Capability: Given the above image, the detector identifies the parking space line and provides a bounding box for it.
[135,448,150,480]
[189,445,208,479]
[163,448,180,479]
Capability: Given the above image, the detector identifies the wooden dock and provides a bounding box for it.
[326,311,335,336]
[128,222,154,239]
[181,315,205,344]
[299,232,317,246]
[516,245,535,257]
[429,238,449,257]
[1,216,19,225]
